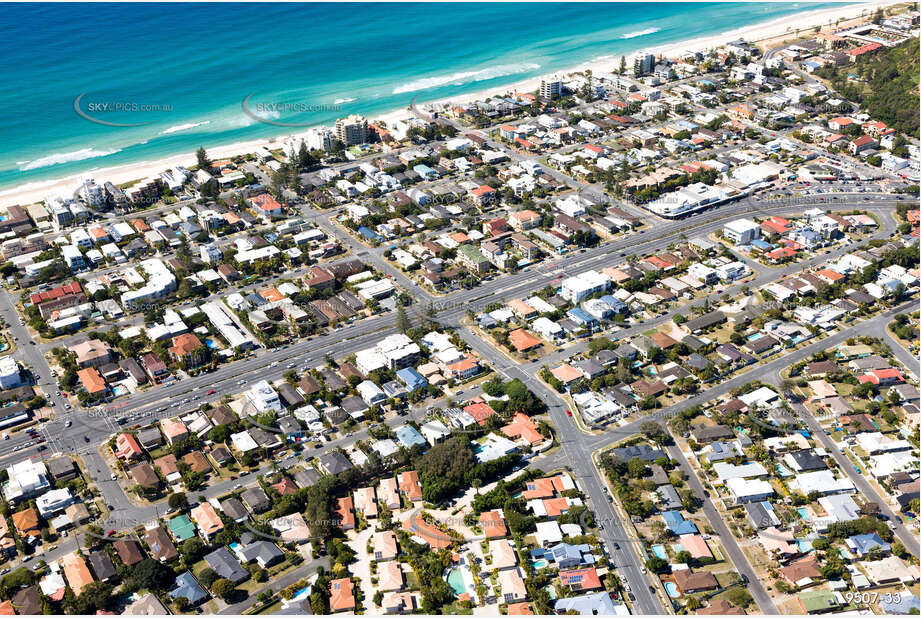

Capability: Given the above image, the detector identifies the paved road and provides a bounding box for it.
[664,442,778,614]
[870,321,920,381]
[785,395,921,557]
[0,140,908,616]
[218,555,330,615]
[6,194,895,472]
[457,328,664,615]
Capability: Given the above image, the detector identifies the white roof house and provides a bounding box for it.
[532,317,563,340]
[725,477,774,504]
[357,380,386,405]
[814,494,860,531]
[792,470,855,496]
[231,431,259,453]
[739,387,779,409]
[869,452,918,478]
[535,520,563,547]
[713,462,768,482]
[420,420,451,445]
[855,432,912,454]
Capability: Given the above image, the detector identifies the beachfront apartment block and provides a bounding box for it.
[335,114,368,146]
[540,75,563,100]
[634,53,655,76]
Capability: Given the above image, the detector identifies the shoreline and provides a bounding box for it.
[0,0,891,210]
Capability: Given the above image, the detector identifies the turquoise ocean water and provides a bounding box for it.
[1,2,841,192]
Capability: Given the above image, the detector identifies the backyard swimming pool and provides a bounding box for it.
[445,565,477,603]
[796,507,811,521]
[446,568,466,596]
[651,545,668,560]
[531,559,549,569]
[665,582,680,598]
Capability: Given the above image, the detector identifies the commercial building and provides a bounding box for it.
[723,219,761,245]
[0,358,21,390]
[247,381,283,413]
[561,270,610,302]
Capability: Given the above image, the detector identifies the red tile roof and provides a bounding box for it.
[463,401,497,426]
[29,281,82,305]
[77,367,107,394]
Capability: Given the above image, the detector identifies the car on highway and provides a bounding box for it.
[206,389,216,395]
[110,473,117,481]
[566,410,572,416]
[65,420,71,427]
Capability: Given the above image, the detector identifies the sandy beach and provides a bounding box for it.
[0,0,893,210]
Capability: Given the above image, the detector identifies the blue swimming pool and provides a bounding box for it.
[290,586,309,601]
[446,568,466,596]
[665,581,680,598]
[748,332,764,341]
[797,539,813,552]
[651,545,667,560]
[776,463,793,478]
[796,507,810,521]
[531,558,549,569]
